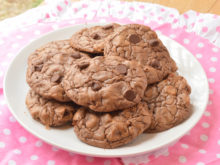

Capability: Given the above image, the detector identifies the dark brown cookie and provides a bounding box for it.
[70,23,121,53]
[62,56,147,112]
[143,73,191,132]
[104,24,177,84]
[73,101,151,148]
[26,40,90,102]
[25,90,78,127]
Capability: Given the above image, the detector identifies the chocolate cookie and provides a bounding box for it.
[26,90,78,127]
[62,56,147,112]
[143,73,191,132]
[26,40,90,102]
[104,24,177,84]
[70,23,120,53]
[73,101,151,148]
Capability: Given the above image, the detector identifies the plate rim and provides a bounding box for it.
[3,23,209,157]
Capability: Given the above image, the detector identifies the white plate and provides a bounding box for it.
[4,23,209,157]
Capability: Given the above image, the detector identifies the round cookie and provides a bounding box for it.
[104,24,177,84]
[26,90,78,127]
[70,23,120,53]
[62,56,147,112]
[26,40,90,102]
[143,73,191,133]
[73,101,152,148]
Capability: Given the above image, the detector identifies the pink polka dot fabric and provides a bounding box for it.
[0,0,220,165]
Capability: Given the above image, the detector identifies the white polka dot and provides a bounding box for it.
[210,57,218,62]
[212,47,219,52]
[209,67,216,72]
[204,111,211,116]
[52,25,59,30]
[0,141,5,148]
[208,100,212,105]
[0,39,4,45]
[13,149,21,154]
[12,43,19,48]
[218,140,220,145]
[104,160,111,165]
[52,146,59,151]
[0,111,2,115]
[209,89,213,94]
[0,100,6,105]
[16,35,23,39]
[19,136,27,143]
[9,116,16,122]
[30,155,38,160]
[202,122,210,128]
[8,160,16,165]
[99,19,107,23]
[47,160,55,165]
[183,38,190,44]
[1,61,9,67]
[21,28,28,32]
[200,134,208,141]
[68,20,76,24]
[208,78,215,83]
[155,30,162,35]
[7,53,14,58]
[34,30,41,35]
[169,34,176,38]
[198,42,204,48]
[86,156,94,162]
[216,153,220,158]
[179,156,187,163]
[198,149,206,154]
[197,162,205,165]
[3,128,11,135]
[181,144,189,149]
[196,53,202,58]
[35,140,43,147]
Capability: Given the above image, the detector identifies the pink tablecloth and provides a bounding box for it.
[0,0,220,165]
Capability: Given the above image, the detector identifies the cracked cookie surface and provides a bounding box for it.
[73,101,151,148]
[62,56,147,112]
[26,90,78,127]
[70,23,121,53]
[144,73,191,132]
[26,40,90,102]
[104,24,177,84]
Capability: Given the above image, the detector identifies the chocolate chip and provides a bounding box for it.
[51,73,61,83]
[150,60,160,69]
[92,33,101,40]
[149,39,159,46]
[34,64,43,72]
[78,62,90,70]
[63,110,70,117]
[123,90,136,101]
[129,34,141,44]
[116,64,127,74]
[91,81,102,91]
[103,24,113,30]
[71,52,81,59]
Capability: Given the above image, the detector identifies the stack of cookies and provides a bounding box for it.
[26,23,192,149]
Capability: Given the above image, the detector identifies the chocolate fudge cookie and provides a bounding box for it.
[70,23,120,53]
[143,73,191,132]
[26,40,90,102]
[62,56,147,112]
[73,101,151,148]
[104,24,177,84]
[26,90,78,127]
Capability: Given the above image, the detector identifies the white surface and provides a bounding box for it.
[3,24,209,157]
